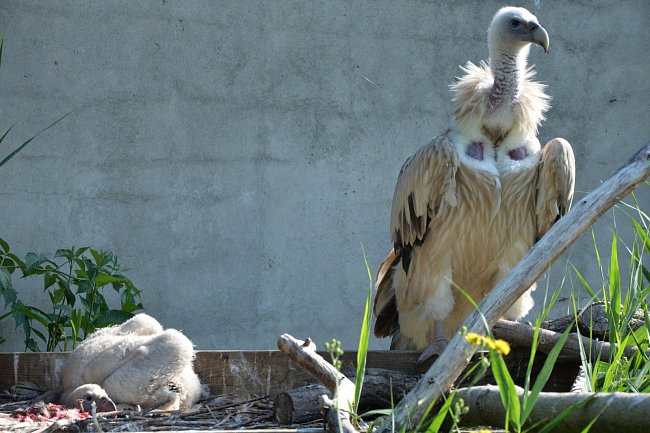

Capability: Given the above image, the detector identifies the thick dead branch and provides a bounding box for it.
[276,334,356,406]
[455,385,650,433]
[320,395,357,433]
[493,320,648,361]
[277,334,358,433]
[375,143,650,433]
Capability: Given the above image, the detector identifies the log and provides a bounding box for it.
[492,320,648,361]
[375,143,650,433]
[274,384,330,424]
[274,369,420,425]
[455,385,650,433]
[541,302,646,340]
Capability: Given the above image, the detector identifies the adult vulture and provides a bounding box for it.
[373,7,575,362]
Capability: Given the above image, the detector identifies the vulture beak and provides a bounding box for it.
[528,21,550,53]
[98,396,117,412]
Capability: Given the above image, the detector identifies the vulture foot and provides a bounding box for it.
[417,337,449,364]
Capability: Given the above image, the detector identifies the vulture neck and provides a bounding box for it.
[488,45,530,111]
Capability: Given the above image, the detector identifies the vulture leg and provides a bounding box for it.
[416,320,449,363]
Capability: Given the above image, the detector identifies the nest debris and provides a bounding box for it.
[0,394,322,432]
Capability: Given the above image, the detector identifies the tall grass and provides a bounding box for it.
[570,190,650,393]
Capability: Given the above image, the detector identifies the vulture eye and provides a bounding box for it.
[85,395,93,401]
[511,19,521,29]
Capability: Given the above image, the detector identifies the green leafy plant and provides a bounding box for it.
[0,237,144,351]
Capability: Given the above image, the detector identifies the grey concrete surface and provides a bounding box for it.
[0,1,648,351]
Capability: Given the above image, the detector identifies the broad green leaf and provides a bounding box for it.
[54,248,73,259]
[7,252,25,268]
[0,267,17,306]
[90,249,105,267]
[25,338,41,352]
[52,303,72,314]
[0,266,11,291]
[0,237,9,252]
[12,303,50,327]
[92,309,133,328]
[44,272,57,290]
[25,252,48,269]
[74,246,89,257]
[94,272,125,288]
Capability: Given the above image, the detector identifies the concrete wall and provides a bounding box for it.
[0,0,648,351]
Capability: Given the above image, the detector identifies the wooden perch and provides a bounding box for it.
[375,142,650,433]
[455,385,650,433]
[277,334,358,432]
[493,320,648,361]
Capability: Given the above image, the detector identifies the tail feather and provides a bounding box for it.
[373,249,400,338]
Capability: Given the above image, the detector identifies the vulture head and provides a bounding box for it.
[64,384,117,413]
[488,7,549,56]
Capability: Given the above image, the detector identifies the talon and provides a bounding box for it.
[417,337,449,364]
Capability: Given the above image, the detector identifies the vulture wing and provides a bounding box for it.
[374,134,460,338]
[536,138,575,239]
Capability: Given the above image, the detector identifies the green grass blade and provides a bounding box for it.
[354,244,373,413]
[608,234,621,342]
[453,282,491,335]
[537,395,595,433]
[490,351,521,431]
[521,324,572,422]
[602,334,632,391]
[0,123,16,146]
[423,390,455,433]
[0,111,73,168]
[523,284,563,410]
[578,405,607,433]
[571,264,598,300]
[591,229,604,282]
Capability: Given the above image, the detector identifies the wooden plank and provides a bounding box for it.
[0,348,577,399]
[0,352,68,391]
[0,350,429,397]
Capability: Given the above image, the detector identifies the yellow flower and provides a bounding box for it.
[464,332,485,346]
[493,338,511,356]
[464,333,510,355]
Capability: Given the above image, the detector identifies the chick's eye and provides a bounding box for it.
[85,396,93,401]
[511,19,521,29]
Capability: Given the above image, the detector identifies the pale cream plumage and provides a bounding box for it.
[373,7,575,361]
[61,314,208,412]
